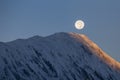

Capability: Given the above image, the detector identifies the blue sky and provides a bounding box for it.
[0,0,120,61]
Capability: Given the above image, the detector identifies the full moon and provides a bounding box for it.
[75,20,85,30]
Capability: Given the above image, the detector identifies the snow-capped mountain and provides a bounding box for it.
[0,32,120,80]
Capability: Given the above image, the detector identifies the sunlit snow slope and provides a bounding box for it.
[0,32,120,80]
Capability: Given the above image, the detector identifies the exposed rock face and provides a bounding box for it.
[0,32,120,80]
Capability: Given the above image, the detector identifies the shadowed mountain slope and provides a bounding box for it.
[0,32,120,80]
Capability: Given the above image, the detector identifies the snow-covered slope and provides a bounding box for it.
[0,32,120,80]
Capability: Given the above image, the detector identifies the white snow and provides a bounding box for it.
[0,32,120,80]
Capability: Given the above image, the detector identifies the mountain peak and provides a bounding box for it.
[6,32,120,70]
[0,32,120,80]
[69,32,120,70]
[48,32,120,70]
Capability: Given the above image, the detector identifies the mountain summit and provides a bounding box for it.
[0,32,120,80]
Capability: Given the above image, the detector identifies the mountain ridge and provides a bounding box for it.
[0,32,120,80]
[70,33,120,69]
